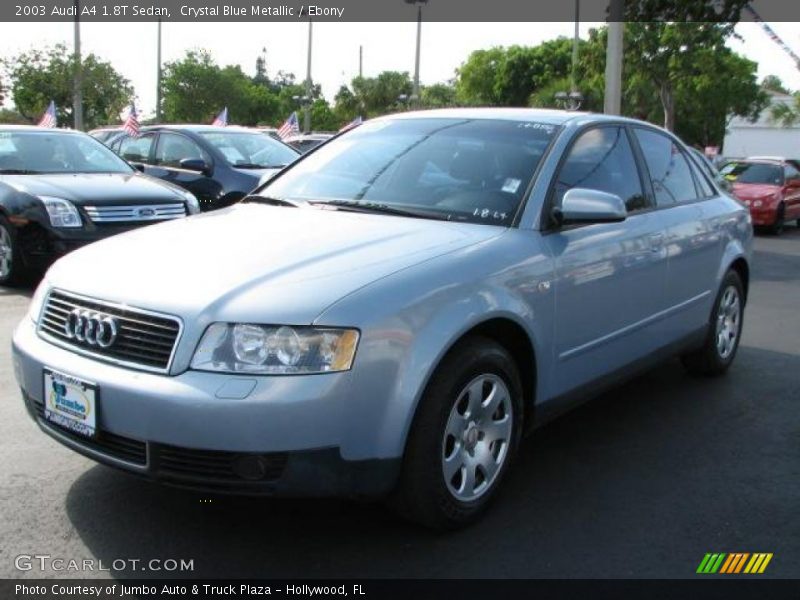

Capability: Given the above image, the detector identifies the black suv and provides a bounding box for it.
[108,125,300,212]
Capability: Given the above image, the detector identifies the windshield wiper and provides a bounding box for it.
[233,163,286,169]
[241,195,308,208]
[313,199,451,221]
[0,169,39,174]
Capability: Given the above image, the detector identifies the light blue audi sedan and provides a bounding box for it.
[12,109,752,529]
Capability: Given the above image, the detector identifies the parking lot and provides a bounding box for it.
[0,228,798,580]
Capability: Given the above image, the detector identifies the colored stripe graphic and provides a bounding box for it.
[698,553,773,574]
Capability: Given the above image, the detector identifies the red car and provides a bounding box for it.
[722,158,800,234]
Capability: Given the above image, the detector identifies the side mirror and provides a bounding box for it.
[179,158,211,175]
[553,188,627,226]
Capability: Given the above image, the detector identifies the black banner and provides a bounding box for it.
[3,0,800,22]
[4,579,800,600]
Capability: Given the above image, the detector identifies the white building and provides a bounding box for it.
[723,90,799,159]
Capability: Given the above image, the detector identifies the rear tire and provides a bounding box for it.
[391,336,524,530]
[0,215,24,287]
[769,204,785,235]
[681,270,744,376]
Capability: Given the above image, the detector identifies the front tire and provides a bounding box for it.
[392,336,524,530]
[681,270,744,376]
[769,204,785,235]
[0,216,24,286]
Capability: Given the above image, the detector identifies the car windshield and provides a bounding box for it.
[258,118,557,226]
[199,131,299,168]
[721,162,783,185]
[0,131,133,174]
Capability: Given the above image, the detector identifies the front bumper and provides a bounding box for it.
[744,204,778,226]
[11,318,400,497]
[17,221,143,270]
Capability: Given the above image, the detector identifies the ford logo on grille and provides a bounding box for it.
[64,309,119,348]
[136,207,156,218]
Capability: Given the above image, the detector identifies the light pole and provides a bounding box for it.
[604,0,624,115]
[405,0,428,107]
[155,18,163,122]
[571,0,580,94]
[73,0,83,130]
[304,19,313,133]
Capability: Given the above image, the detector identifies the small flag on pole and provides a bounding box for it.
[212,107,228,127]
[122,103,140,138]
[277,112,300,140]
[339,115,363,133]
[37,101,57,128]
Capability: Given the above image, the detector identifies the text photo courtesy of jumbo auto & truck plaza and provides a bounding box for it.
[1,1,800,599]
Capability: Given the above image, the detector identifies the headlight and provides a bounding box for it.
[190,324,360,374]
[40,196,81,228]
[28,280,49,323]
[180,190,200,214]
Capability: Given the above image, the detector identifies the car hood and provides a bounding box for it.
[45,204,503,325]
[231,166,282,186]
[731,182,780,200]
[0,172,184,205]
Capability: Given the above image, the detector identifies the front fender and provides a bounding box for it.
[315,231,554,460]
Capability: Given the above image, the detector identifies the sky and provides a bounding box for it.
[0,21,799,118]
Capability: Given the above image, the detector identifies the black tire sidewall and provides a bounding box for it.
[399,337,524,528]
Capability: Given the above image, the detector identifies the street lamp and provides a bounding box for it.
[405,0,428,107]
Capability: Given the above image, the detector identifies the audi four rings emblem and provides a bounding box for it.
[64,309,119,348]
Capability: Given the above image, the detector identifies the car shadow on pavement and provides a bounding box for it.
[64,345,800,579]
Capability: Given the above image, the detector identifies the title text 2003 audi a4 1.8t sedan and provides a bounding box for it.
[12,109,752,529]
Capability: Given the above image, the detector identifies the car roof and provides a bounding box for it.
[141,124,254,133]
[0,125,83,135]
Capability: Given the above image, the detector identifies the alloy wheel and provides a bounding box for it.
[0,225,12,281]
[715,285,741,360]
[442,374,513,501]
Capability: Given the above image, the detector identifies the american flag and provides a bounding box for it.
[37,101,57,128]
[212,107,228,127]
[122,103,140,138]
[277,112,300,140]
[339,115,363,133]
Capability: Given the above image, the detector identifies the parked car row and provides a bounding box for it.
[12,108,754,529]
[718,157,800,235]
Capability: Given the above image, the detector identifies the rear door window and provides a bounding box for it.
[634,129,699,206]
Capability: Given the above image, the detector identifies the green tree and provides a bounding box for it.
[3,44,133,129]
[769,95,800,127]
[761,75,791,94]
[161,50,279,125]
[420,83,457,108]
[350,71,413,116]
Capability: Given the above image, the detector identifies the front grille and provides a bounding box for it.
[157,445,287,483]
[32,397,147,465]
[38,290,182,372]
[84,203,186,223]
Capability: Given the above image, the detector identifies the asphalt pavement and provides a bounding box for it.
[1,227,798,579]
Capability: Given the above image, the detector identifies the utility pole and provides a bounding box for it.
[571,0,580,93]
[155,18,163,122]
[304,19,313,133]
[359,45,363,78]
[411,1,427,106]
[73,0,84,130]
[603,0,624,115]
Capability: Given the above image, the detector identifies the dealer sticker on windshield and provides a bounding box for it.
[43,369,97,438]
